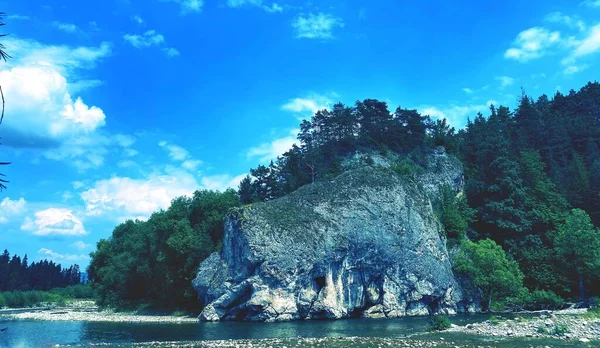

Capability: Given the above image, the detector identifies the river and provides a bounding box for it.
[0,314,590,347]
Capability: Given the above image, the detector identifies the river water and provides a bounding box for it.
[0,315,588,347]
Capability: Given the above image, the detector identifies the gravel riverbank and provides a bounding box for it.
[0,301,198,323]
[445,308,600,344]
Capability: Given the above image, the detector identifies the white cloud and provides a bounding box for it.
[564,64,588,75]
[201,174,246,191]
[159,141,189,161]
[504,27,561,62]
[38,248,89,262]
[581,0,600,7]
[72,181,85,189]
[247,129,298,162]
[43,133,134,172]
[264,3,283,13]
[81,167,200,220]
[158,141,203,170]
[61,191,74,201]
[5,38,111,72]
[544,12,586,31]
[163,47,180,57]
[0,197,27,223]
[163,0,204,14]
[131,15,144,25]
[462,88,474,94]
[89,21,99,31]
[182,159,203,170]
[117,159,138,168]
[70,240,91,250]
[113,134,136,147]
[292,13,344,40]
[571,23,600,58]
[495,76,515,88]
[226,0,283,13]
[0,38,110,151]
[21,208,87,236]
[123,30,165,48]
[124,148,139,157]
[282,93,335,116]
[53,21,78,33]
[419,100,498,128]
[124,30,180,57]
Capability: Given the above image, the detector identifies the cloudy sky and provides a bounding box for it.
[0,0,599,268]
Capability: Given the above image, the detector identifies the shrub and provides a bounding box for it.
[0,293,4,308]
[489,315,501,325]
[506,289,564,311]
[391,158,420,178]
[527,290,563,310]
[429,315,452,331]
[537,326,549,334]
[588,297,600,309]
[551,323,569,336]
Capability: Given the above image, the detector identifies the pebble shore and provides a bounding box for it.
[56,336,584,348]
[446,308,600,343]
[0,301,198,323]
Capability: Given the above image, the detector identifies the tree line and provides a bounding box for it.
[0,249,83,292]
[88,81,600,312]
[238,99,450,203]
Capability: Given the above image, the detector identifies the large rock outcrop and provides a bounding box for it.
[193,148,478,322]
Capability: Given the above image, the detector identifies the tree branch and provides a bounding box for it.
[0,85,4,125]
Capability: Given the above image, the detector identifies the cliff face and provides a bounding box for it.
[193,148,478,322]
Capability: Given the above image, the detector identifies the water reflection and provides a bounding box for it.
[0,314,565,347]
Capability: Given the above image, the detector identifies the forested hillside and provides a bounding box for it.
[0,249,83,291]
[89,81,600,312]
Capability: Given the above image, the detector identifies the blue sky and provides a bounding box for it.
[0,0,599,269]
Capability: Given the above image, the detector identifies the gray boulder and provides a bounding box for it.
[192,149,478,321]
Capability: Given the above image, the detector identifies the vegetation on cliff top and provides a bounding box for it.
[89,81,600,312]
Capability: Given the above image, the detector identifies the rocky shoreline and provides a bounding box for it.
[445,308,600,343]
[56,336,586,348]
[0,301,198,323]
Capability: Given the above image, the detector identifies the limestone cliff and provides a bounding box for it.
[193,148,479,321]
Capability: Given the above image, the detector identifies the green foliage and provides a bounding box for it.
[0,285,94,308]
[506,236,569,296]
[537,326,549,334]
[88,189,240,310]
[88,81,600,311]
[428,315,451,331]
[243,100,434,202]
[504,288,564,311]
[391,157,424,180]
[553,209,600,300]
[582,308,600,319]
[0,249,83,291]
[453,239,524,310]
[588,297,600,309]
[439,185,474,239]
[488,315,501,325]
[551,323,569,336]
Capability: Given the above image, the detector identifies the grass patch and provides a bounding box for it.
[551,323,569,336]
[582,308,600,319]
[0,285,95,308]
[488,315,501,325]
